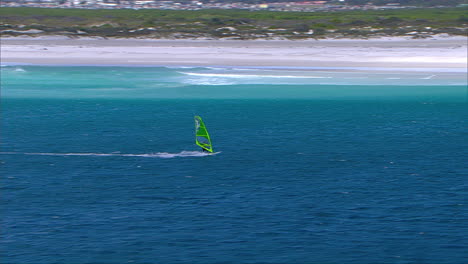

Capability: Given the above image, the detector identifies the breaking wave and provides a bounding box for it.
[180,72,331,79]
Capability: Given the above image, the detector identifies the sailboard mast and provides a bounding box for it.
[194,116,213,153]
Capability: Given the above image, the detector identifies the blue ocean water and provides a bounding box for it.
[1,66,467,264]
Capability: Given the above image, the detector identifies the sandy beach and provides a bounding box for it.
[1,36,467,70]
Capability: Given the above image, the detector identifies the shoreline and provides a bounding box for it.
[3,64,467,74]
[1,36,467,70]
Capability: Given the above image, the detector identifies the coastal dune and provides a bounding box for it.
[1,37,467,69]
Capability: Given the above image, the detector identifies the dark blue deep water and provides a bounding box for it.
[1,66,467,263]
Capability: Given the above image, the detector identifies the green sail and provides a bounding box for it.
[194,116,213,153]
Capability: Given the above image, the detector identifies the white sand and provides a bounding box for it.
[1,36,467,70]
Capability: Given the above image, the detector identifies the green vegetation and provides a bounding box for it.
[0,7,467,39]
[340,0,467,6]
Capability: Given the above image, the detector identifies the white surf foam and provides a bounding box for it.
[421,75,437,80]
[14,67,26,72]
[185,78,236,86]
[180,72,331,79]
[0,151,219,159]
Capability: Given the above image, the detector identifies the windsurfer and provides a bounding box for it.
[195,116,213,153]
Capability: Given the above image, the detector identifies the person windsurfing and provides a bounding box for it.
[195,116,214,153]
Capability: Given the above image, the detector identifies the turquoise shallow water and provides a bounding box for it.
[1,66,467,263]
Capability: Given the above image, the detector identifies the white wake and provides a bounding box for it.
[0,151,219,159]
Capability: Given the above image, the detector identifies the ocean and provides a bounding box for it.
[1,65,467,264]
